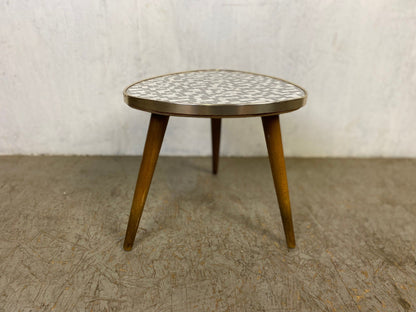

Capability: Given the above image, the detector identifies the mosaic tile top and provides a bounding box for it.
[125,70,305,106]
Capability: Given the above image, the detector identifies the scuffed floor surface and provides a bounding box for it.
[0,156,415,311]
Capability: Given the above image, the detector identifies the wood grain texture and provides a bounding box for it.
[123,114,169,251]
[211,118,221,175]
[262,115,296,248]
[0,156,415,311]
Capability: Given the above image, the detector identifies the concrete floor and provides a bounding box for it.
[0,156,415,312]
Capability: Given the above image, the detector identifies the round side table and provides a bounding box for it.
[122,69,307,251]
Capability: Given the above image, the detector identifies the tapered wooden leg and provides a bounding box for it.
[261,115,296,248]
[211,118,221,174]
[123,113,169,251]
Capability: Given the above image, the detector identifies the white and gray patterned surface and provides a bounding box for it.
[125,70,305,105]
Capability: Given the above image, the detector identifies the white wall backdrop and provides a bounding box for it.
[1,1,415,157]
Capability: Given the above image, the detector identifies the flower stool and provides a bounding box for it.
[122,70,307,251]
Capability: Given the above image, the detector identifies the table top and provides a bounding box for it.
[124,70,307,117]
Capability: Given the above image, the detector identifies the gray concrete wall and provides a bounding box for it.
[1,1,415,157]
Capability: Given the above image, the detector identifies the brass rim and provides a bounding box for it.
[123,69,307,118]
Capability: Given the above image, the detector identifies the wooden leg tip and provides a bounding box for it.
[287,241,296,249]
[123,243,133,251]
